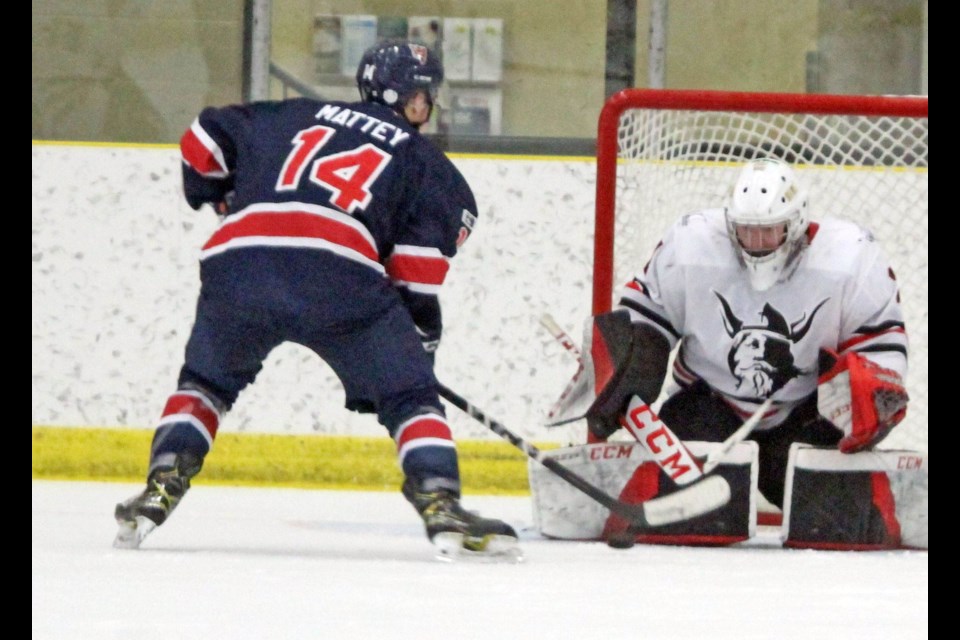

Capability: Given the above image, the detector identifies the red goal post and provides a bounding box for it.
[592,89,928,452]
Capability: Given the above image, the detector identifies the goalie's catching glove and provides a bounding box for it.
[817,348,908,453]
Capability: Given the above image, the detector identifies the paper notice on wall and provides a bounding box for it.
[442,17,472,81]
[340,15,378,77]
[312,15,342,79]
[443,87,502,135]
[471,18,503,82]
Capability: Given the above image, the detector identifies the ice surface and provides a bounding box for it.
[32,480,927,640]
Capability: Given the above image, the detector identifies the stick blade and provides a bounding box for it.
[639,475,731,527]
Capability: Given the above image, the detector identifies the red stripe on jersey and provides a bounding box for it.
[180,127,227,177]
[671,356,696,385]
[837,326,906,352]
[162,392,220,440]
[625,279,644,294]
[202,210,379,262]
[723,397,778,421]
[385,253,450,286]
[395,416,453,450]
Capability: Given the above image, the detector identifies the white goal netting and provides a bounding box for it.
[594,90,927,452]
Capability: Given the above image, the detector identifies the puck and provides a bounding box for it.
[606,532,636,549]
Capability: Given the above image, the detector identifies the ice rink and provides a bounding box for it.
[32,479,927,639]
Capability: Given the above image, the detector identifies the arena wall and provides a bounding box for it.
[32,143,594,448]
[33,142,926,457]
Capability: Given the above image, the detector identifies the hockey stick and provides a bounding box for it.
[701,397,773,474]
[539,314,584,421]
[540,311,769,480]
[539,313,580,359]
[437,383,731,528]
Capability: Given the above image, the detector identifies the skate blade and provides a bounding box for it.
[113,516,156,550]
[432,532,524,564]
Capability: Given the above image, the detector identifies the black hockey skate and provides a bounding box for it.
[403,479,522,562]
[113,455,199,549]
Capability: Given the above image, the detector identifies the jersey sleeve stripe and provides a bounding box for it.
[838,326,907,355]
[180,118,229,178]
[386,246,450,291]
[617,296,681,341]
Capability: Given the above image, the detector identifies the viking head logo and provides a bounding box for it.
[715,292,828,397]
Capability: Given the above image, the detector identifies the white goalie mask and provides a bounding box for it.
[725,158,810,291]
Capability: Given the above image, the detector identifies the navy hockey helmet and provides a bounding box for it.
[356,40,443,119]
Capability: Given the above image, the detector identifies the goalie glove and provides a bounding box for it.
[817,349,908,453]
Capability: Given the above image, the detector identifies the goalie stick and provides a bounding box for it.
[437,383,730,528]
[539,312,770,483]
[540,313,584,421]
[701,397,773,474]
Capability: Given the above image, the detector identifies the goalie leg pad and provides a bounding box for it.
[603,452,755,547]
[782,443,928,550]
[530,440,758,545]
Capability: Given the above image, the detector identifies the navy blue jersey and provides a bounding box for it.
[179,97,478,346]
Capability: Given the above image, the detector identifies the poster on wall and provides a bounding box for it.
[471,18,503,83]
[443,87,502,135]
[340,15,378,76]
[442,18,473,81]
[312,15,342,79]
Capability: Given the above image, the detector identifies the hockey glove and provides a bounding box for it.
[416,326,439,366]
[214,190,236,217]
[817,348,908,453]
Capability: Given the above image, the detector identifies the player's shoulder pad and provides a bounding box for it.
[663,207,729,262]
[808,217,884,270]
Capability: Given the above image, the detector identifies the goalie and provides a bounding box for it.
[548,158,919,548]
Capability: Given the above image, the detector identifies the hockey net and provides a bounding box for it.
[593,89,928,452]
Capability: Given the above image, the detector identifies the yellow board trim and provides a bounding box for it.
[31,426,549,496]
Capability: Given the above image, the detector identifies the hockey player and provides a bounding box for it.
[550,157,912,546]
[114,40,519,559]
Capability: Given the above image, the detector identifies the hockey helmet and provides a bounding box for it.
[356,40,443,122]
[725,158,810,291]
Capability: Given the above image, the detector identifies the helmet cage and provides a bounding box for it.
[725,158,810,291]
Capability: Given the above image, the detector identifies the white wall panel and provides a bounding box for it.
[32,145,595,443]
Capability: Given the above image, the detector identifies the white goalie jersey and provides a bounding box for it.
[616,207,908,432]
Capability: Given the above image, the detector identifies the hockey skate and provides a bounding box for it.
[113,456,197,549]
[403,479,522,562]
